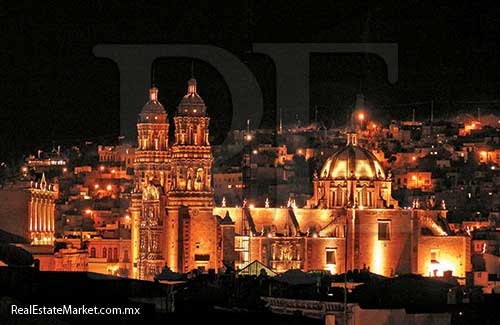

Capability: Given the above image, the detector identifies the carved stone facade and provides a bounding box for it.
[166,78,218,273]
[213,136,470,278]
[131,87,170,279]
[131,79,218,279]
[308,134,397,209]
[130,83,470,280]
[28,173,58,245]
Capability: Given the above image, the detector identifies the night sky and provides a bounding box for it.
[1,1,500,163]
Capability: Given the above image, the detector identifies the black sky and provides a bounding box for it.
[1,1,500,162]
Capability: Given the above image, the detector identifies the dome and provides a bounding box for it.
[320,134,385,180]
[141,87,166,115]
[177,78,206,116]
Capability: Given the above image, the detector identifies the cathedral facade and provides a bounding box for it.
[131,81,470,280]
[131,78,218,279]
[214,134,470,278]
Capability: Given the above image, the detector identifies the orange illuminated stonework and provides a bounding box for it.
[131,78,218,279]
[214,135,471,278]
[166,78,218,273]
[125,83,470,281]
[131,86,170,280]
[28,173,58,245]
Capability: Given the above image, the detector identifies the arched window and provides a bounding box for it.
[195,168,204,191]
[90,247,96,258]
[102,247,107,258]
[108,248,112,261]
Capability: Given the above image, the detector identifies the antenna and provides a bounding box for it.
[191,61,194,79]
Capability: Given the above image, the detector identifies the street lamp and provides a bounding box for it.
[357,113,365,130]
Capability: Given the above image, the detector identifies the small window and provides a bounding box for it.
[326,248,336,265]
[90,247,96,258]
[378,220,390,241]
[102,248,107,258]
[194,254,210,261]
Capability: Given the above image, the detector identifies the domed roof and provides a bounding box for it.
[140,87,166,116]
[177,78,206,116]
[320,134,385,180]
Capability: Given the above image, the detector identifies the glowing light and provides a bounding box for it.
[94,184,99,189]
[252,149,258,155]
[85,209,92,215]
[21,167,28,173]
[412,156,417,161]
[106,185,112,191]
[111,169,116,174]
[245,135,252,141]
[427,259,456,277]
[372,123,376,129]
[297,149,303,155]
[62,167,68,173]
[373,241,385,275]
[326,264,336,275]
[125,215,130,221]
[358,113,365,121]
[249,204,255,209]
[99,166,105,171]
[154,116,158,120]
[412,175,417,181]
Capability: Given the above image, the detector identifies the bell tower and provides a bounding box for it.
[134,86,170,191]
[130,86,170,279]
[166,77,218,273]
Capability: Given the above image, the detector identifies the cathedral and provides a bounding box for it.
[130,78,217,279]
[130,79,470,280]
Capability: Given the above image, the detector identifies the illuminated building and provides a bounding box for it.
[213,170,243,204]
[28,173,58,245]
[98,144,136,169]
[130,86,170,279]
[214,134,471,278]
[394,171,433,192]
[165,77,217,273]
[25,146,67,174]
[120,83,471,280]
[131,78,217,278]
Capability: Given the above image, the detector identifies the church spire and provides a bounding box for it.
[187,77,197,95]
[149,86,158,102]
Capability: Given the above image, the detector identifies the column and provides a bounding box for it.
[37,198,42,234]
[29,200,33,232]
[42,199,47,232]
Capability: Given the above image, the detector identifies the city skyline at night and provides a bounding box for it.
[1,2,500,324]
